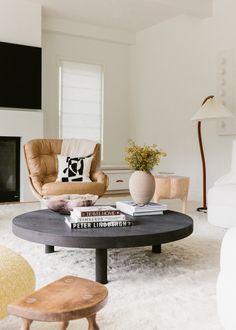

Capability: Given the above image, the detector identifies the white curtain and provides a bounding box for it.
[60,61,103,143]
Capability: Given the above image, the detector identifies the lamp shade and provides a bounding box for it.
[191,97,233,121]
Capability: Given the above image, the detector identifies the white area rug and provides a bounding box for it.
[0,199,225,330]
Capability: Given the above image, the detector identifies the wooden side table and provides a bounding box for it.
[7,276,108,330]
[153,175,190,213]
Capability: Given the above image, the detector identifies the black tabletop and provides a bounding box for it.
[12,209,193,249]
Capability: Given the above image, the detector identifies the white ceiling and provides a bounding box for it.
[29,0,213,32]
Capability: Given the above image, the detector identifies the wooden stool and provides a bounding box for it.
[7,276,108,330]
[153,175,190,213]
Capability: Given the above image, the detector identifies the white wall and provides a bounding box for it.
[42,30,131,165]
[129,1,236,202]
[0,0,43,201]
[0,0,41,46]
[43,17,135,45]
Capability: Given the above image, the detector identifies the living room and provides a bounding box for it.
[0,0,236,329]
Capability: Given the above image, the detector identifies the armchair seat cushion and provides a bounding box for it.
[42,181,106,197]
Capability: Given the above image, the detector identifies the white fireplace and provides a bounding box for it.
[0,109,43,201]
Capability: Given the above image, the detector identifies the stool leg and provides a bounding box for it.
[87,314,99,330]
[58,321,69,330]
[20,319,32,330]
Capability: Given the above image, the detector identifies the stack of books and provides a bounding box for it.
[116,201,167,216]
[65,206,133,229]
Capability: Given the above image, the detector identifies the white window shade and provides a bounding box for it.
[59,61,103,143]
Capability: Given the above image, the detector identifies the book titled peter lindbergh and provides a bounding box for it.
[65,217,133,229]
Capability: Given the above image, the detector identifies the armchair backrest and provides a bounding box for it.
[24,139,101,193]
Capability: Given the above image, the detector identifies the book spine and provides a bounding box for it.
[133,211,163,216]
[70,215,126,222]
[70,221,133,229]
[78,210,121,217]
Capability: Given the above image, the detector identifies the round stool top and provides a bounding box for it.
[8,276,108,322]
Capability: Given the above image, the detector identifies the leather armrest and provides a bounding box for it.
[91,171,109,189]
[29,174,44,196]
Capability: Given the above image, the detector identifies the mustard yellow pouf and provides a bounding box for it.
[0,246,35,319]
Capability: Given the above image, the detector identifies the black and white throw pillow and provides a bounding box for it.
[56,155,93,183]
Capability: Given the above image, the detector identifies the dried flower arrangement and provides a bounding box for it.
[125,139,166,172]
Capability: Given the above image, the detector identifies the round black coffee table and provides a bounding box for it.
[12,209,193,284]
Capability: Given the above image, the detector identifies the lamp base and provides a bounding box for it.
[197,207,207,213]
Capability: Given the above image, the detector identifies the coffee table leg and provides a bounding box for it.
[152,245,161,253]
[45,245,54,254]
[95,249,108,284]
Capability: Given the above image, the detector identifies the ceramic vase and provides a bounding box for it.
[129,171,155,205]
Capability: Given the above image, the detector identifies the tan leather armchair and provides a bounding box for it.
[24,139,108,199]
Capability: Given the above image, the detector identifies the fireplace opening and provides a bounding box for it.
[0,136,20,202]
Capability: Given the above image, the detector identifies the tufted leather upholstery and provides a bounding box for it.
[24,139,108,198]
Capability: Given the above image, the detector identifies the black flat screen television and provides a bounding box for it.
[0,41,41,110]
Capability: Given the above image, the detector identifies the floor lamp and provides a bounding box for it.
[191,96,233,213]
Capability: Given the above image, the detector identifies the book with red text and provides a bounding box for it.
[71,205,120,218]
